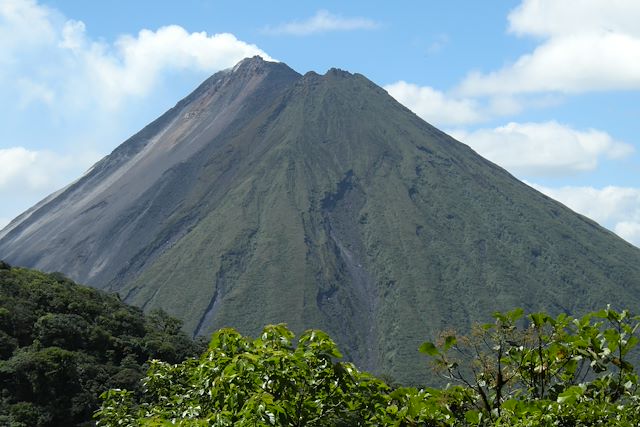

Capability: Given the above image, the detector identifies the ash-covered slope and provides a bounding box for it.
[2,57,640,384]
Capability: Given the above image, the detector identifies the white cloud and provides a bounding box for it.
[16,78,54,108]
[72,25,272,109]
[457,0,640,95]
[0,146,86,191]
[0,0,272,112]
[0,0,58,63]
[451,121,634,177]
[530,183,640,247]
[615,222,640,246]
[384,81,485,126]
[263,10,379,36]
[508,0,640,38]
[0,145,102,228]
[0,147,37,188]
[386,80,570,127]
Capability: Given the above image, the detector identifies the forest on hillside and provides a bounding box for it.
[0,262,205,426]
[2,262,640,426]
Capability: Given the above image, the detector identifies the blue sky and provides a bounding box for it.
[1,0,639,246]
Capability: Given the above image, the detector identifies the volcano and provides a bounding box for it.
[2,56,640,384]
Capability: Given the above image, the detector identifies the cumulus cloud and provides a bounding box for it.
[451,121,634,177]
[16,78,55,108]
[0,146,89,191]
[508,0,640,38]
[0,145,102,226]
[530,183,640,247]
[263,10,379,36]
[66,24,272,109]
[0,147,39,189]
[0,0,272,111]
[615,222,640,246]
[385,81,485,126]
[0,0,58,63]
[457,0,640,95]
[385,81,569,127]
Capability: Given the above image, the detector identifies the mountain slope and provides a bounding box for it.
[1,57,640,384]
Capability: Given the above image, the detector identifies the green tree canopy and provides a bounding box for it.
[98,307,640,426]
[97,324,392,426]
[0,264,205,427]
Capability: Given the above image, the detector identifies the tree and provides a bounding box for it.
[420,306,640,425]
[97,324,395,426]
[0,267,204,427]
[96,307,640,426]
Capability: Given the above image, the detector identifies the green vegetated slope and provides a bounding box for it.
[119,68,640,384]
[0,262,204,427]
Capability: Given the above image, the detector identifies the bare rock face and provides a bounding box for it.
[2,56,640,384]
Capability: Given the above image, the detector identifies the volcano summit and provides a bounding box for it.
[2,57,639,383]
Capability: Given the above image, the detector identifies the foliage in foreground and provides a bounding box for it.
[98,306,640,426]
[97,325,392,426]
[0,263,205,427]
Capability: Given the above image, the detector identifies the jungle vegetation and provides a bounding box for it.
[0,262,205,427]
[97,306,640,426]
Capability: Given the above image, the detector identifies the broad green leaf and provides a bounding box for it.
[419,342,439,357]
[465,409,482,424]
[444,335,457,351]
